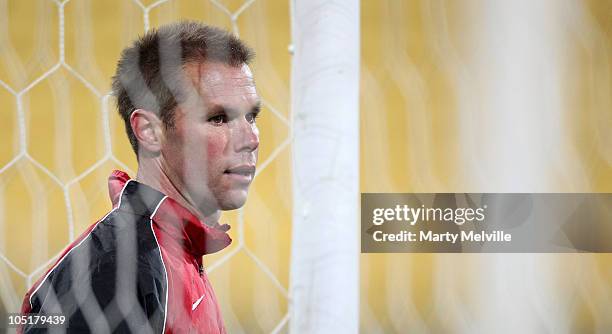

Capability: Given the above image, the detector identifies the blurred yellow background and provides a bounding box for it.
[360,1,612,332]
[0,0,610,333]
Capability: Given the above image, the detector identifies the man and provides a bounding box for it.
[19,21,260,333]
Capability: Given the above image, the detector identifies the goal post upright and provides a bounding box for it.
[289,0,360,333]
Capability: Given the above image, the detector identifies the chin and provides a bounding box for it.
[218,191,248,211]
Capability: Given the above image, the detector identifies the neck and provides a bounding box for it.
[135,157,221,226]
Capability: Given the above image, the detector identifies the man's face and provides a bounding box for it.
[161,61,260,213]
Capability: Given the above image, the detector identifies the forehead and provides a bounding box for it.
[183,61,257,101]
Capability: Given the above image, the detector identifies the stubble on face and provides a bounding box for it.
[160,61,260,216]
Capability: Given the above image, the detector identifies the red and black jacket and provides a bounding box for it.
[19,170,232,333]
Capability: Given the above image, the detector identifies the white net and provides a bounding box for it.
[0,0,292,332]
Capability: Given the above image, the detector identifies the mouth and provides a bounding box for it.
[223,165,256,183]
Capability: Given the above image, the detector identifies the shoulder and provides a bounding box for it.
[25,208,164,312]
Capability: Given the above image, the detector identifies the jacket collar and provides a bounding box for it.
[108,170,232,256]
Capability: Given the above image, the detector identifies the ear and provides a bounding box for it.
[130,109,163,154]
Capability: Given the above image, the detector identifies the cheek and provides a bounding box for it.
[168,126,226,174]
[204,134,227,171]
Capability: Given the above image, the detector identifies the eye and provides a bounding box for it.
[208,114,227,125]
[246,112,260,124]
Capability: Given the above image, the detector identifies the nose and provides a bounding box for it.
[233,119,259,153]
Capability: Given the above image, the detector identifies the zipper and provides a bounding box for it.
[195,256,204,277]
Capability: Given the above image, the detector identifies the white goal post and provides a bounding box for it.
[289,0,360,333]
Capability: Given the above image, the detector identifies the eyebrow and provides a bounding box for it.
[253,100,262,114]
[208,100,262,116]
